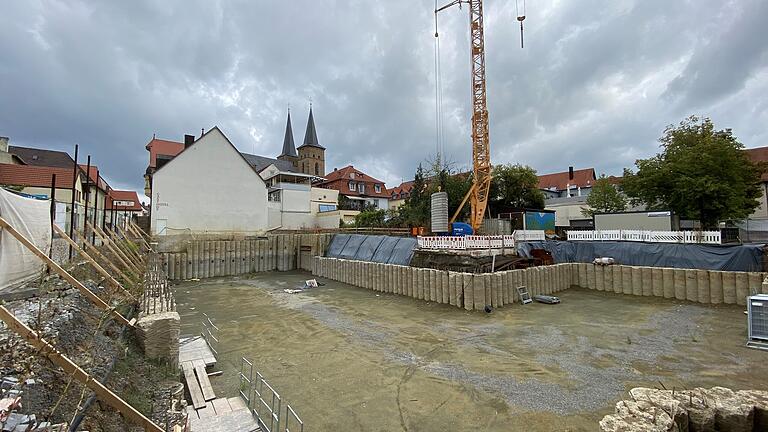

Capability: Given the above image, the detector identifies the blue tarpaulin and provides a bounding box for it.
[326,234,417,265]
[517,240,765,272]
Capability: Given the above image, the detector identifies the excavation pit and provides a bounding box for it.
[174,271,768,431]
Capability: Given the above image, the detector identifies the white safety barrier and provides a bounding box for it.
[567,229,722,245]
[417,230,545,250]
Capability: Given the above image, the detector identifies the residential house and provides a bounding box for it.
[106,189,143,230]
[79,164,111,233]
[316,165,390,211]
[537,167,597,229]
[389,180,414,210]
[150,127,269,235]
[0,139,107,232]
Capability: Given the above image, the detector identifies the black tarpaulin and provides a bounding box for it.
[325,234,417,265]
[517,240,764,272]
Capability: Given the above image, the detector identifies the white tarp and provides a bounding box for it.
[0,188,52,291]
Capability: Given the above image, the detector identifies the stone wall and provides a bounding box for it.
[161,233,333,280]
[312,256,572,311]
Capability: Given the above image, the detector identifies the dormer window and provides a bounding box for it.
[349,181,355,191]
[358,183,365,194]
[375,184,381,193]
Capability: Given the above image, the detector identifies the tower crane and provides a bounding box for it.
[436,0,492,233]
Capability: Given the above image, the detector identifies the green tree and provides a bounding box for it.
[582,175,627,217]
[489,163,545,212]
[397,164,430,227]
[354,205,386,227]
[621,116,764,228]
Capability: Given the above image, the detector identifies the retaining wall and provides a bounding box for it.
[312,258,768,309]
[572,263,768,306]
[161,233,333,280]
[312,256,572,311]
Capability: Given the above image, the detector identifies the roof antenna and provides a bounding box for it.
[201,128,204,138]
[516,0,526,48]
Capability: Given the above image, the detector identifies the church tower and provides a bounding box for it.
[277,110,299,169]
[297,106,326,176]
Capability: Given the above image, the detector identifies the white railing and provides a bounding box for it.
[417,230,545,250]
[566,230,722,245]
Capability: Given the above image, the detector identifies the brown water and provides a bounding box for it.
[174,271,768,432]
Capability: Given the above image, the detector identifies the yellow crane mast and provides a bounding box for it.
[436,0,492,233]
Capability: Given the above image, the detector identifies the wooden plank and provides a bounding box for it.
[227,397,248,412]
[75,229,135,283]
[212,398,232,414]
[87,221,140,276]
[182,362,207,409]
[0,217,132,327]
[52,224,134,300]
[90,221,142,274]
[0,305,162,431]
[193,359,216,401]
[195,403,214,418]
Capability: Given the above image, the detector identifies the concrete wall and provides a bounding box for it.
[311,259,768,309]
[151,128,268,236]
[312,256,572,311]
[161,233,334,280]
[594,212,676,231]
[572,263,768,306]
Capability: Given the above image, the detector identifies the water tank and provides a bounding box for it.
[431,192,449,233]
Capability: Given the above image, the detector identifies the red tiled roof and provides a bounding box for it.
[745,147,768,182]
[78,164,109,191]
[106,190,142,211]
[0,164,79,188]
[538,168,596,191]
[146,138,184,168]
[390,180,414,199]
[316,165,389,198]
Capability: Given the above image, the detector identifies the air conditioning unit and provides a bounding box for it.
[747,294,768,350]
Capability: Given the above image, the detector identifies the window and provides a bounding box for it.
[375,184,381,193]
[349,181,356,191]
[358,183,365,194]
[319,204,337,213]
[268,191,281,202]
[350,172,355,179]
[315,162,319,175]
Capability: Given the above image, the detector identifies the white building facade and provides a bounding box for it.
[151,127,269,235]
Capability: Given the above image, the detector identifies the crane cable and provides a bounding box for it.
[434,2,444,168]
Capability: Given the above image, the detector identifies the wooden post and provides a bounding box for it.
[115,224,145,264]
[127,222,152,252]
[103,222,144,267]
[92,221,140,268]
[88,221,141,275]
[130,220,151,242]
[53,224,135,301]
[75,228,136,284]
[0,306,161,431]
[0,217,133,327]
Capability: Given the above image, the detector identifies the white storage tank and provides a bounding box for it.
[431,192,449,233]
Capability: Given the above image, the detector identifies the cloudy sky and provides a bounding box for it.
[2,0,767,194]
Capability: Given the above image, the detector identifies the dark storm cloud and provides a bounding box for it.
[1,0,767,193]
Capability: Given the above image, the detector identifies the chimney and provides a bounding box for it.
[184,134,195,148]
[568,166,574,180]
[0,137,8,153]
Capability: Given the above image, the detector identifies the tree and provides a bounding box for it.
[397,163,430,227]
[354,204,386,227]
[582,175,627,217]
[621,115,764,228]
[489,163,545,212]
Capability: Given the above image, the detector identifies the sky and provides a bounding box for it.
[2,0,767,195]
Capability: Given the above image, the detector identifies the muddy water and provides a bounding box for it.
[175,271,768,432]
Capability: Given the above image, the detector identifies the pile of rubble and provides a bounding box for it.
[1,376,67,431]
[600,386,768,431]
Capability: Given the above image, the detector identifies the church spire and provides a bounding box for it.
[299,106,325,149]
[279,109,297,157]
